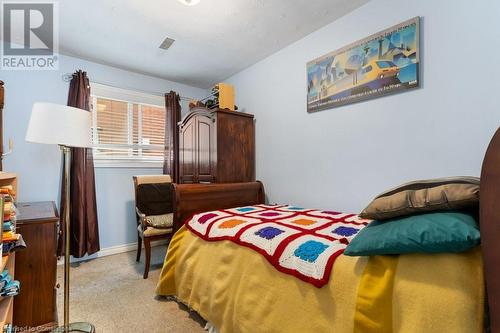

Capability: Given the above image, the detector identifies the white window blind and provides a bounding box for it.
[90,83,166,164]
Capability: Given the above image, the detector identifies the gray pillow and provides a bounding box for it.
[359,177,480,220]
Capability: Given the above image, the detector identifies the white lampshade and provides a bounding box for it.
[26,102,92,148]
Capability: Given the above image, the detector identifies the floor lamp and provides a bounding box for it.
[26,102,95,333]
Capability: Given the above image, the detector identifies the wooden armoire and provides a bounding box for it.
[179,107,255,184]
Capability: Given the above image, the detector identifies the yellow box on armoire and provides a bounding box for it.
[216,83,235,111]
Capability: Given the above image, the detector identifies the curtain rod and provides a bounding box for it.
[61,73,195,101]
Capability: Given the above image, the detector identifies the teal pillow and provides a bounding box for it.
[344,211,480,256]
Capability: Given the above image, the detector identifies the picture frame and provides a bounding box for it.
[307,17,420,112]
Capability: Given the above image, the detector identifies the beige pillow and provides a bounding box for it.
[145,213,174,229]
[359,177,480,220]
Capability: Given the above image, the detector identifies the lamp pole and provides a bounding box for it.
[62,145,71,332]
[51,148,95,333]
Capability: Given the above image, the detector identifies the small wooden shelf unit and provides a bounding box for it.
[0,256,15,328]
[0,172,18,329]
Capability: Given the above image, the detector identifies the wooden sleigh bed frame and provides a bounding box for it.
[172,127,500,333]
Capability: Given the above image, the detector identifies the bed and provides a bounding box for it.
[156,127,500,333]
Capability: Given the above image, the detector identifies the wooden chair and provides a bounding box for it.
[133,175,174,279]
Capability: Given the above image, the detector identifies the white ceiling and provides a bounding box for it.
[59,0,369,88]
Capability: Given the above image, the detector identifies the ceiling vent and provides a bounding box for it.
[159,37,175,50]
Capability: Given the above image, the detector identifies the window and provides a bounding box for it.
[90,83,166,167]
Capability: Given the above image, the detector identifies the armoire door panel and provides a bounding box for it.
[180,121,196,182]
[216,112,255,183]
[197,118,213,177]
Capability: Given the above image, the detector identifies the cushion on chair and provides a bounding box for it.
[137,224,173,237]
[135,174,172,185]
[136,183,174,216]
[145,213,174,229]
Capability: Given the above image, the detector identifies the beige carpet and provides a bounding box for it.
[56,245,206,333]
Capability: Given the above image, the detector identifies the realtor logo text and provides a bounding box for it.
[1,1,59,70]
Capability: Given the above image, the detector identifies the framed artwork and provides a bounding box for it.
[307,17,420,112]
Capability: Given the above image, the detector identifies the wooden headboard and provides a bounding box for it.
[480,127,500,333]
[172,181,265,232]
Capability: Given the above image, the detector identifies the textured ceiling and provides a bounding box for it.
[58,0,369,88]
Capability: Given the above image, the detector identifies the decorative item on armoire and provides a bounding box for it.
[188,83,237,111]
[307,17,420,112]
[205,83,235,110]
[26,102,95,333]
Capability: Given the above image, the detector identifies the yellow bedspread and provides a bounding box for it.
[156,226,484,333]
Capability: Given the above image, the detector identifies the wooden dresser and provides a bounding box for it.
[179,107,255,184]
[14,202,58,331]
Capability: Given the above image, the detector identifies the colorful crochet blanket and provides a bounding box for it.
[185,204,370,287]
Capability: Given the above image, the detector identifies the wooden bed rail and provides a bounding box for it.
[172,181,265,232]
[480,126,500,333]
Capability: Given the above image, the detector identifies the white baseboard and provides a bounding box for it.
[57,239,168,265]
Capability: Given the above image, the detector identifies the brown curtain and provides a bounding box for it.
[57,70,100,258]
[163,91,181,183]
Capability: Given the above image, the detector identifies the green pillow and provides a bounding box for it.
[344,212,480,256]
